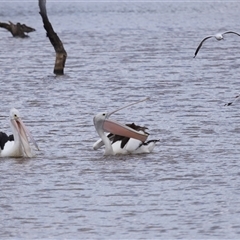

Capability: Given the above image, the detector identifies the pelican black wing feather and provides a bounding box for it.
[0,132,14,150]
[107,123,149,149]
[140,139,160,146]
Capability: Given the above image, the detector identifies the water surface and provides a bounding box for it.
[1,2,240,239]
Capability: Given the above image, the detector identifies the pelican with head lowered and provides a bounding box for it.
[0,108,39,157]
[93,98,159,155]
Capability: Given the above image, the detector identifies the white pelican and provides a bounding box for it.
[93,98,159,155]
[0,108,39,157]
[194,31,240,58]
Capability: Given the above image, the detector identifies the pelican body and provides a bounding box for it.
[194,31,240,58]
[0,108,39,157]
[93,98,159,155]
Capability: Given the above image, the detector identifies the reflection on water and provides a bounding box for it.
[1,2,240,239]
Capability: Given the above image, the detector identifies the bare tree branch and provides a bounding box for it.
[38,0,67,75]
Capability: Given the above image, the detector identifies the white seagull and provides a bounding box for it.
[93,98,159,155]
[0,108,39,157]
[194,31,240,58]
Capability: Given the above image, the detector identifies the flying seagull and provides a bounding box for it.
[194,31,240,58]
[225,95,240,106]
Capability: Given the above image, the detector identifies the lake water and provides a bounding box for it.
[1,1,240,239]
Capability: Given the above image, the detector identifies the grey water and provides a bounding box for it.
[1,1,240,239]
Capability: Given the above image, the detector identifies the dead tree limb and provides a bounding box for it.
[0,21,35,38]
[38,0,67,75]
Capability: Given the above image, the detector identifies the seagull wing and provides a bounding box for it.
[194,36,213,58]
[225,95,240,106]
[223,31,240,37]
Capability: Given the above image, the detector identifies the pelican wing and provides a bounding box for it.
[0,132,13,150]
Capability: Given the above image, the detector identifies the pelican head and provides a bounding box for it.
[93,110,149,155]
[10,108,20,120]
[94,111,108,121]
[93,112,108,130]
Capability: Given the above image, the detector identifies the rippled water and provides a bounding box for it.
[1,1,240,239]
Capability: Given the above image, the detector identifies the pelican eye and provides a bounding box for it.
[102,113,106,116]
[13,114,19,119]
